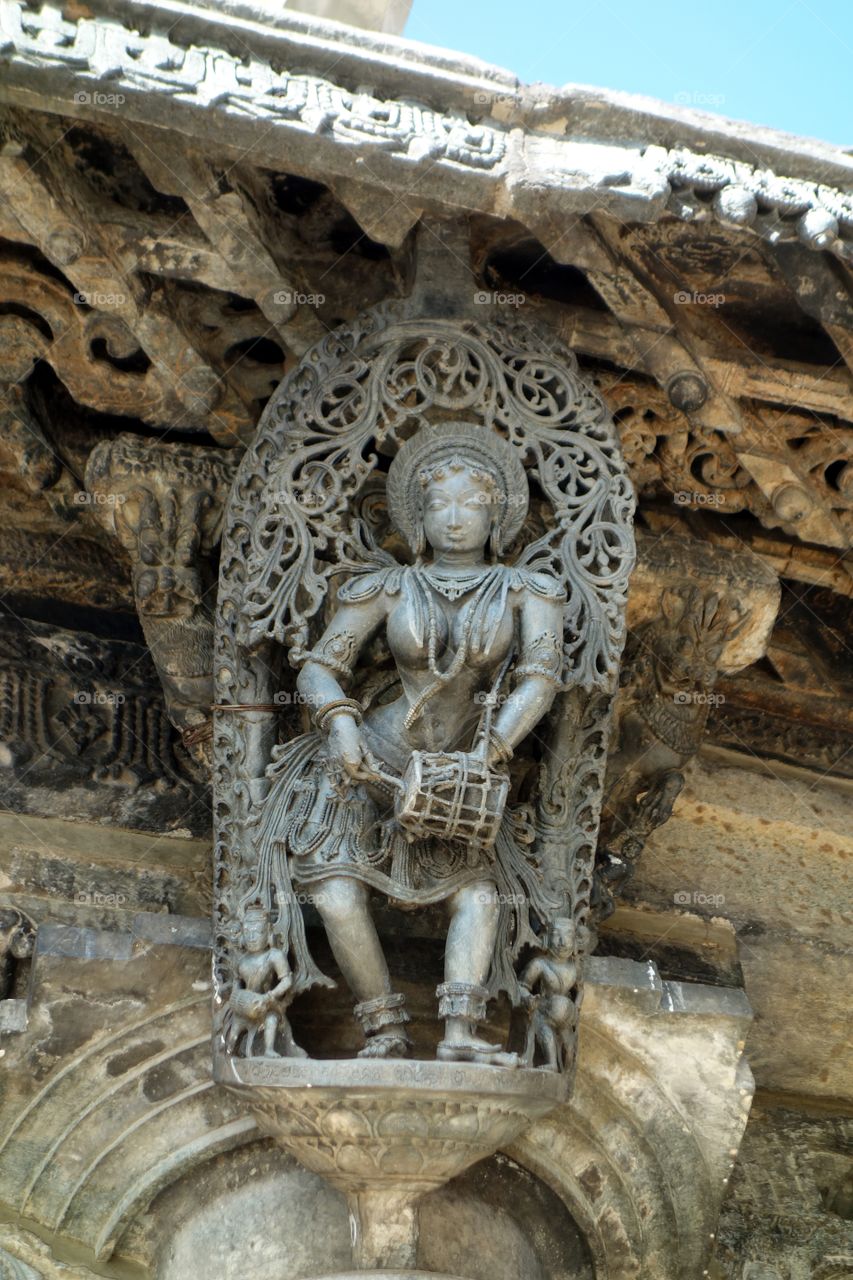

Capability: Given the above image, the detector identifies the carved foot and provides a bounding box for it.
[354,993,410,1059]
[357,1032,410,1059]
[282,1040,309,1059]
[437,1038,519,1068]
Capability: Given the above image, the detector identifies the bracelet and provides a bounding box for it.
[313,698,364,732]
[513,664,563,685]
[489,728,514,764]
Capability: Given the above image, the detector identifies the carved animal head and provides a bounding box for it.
[652,587,747,694]
[85,436,235,619]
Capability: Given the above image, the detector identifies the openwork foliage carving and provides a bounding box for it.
[214,304,635,1075]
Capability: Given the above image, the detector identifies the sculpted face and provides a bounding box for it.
[422,467,493,558]
[243,914,269,953]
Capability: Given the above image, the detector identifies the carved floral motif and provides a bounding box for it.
[214,303,635,1076]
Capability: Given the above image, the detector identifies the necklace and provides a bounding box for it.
[419,564,496,602]
[404,566,507,729]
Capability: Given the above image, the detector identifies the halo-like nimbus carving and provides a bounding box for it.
[213,304,636,1056]
[231,307,635,693]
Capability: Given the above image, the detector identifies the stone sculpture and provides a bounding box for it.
[594,585,748,919]
[223,905,305,1059]
[250,422,570,1065]
[519,916,582,1073]
[214,303,636,1076]
[0,908,34,1001]
[85,435,241,773]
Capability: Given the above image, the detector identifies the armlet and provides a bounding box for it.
[515,630,564,684]
[302,629,358,680]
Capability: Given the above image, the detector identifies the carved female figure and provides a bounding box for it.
[249,424,567,1063]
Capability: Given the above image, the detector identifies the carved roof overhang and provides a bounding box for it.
[1,3,852,442]
[0,0,850,784]
[1,0,853,249]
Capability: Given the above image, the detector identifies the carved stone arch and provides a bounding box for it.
[212,301,635,1031]
[510,964,753,1280]
[0,995,257,1264]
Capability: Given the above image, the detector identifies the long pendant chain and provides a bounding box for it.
[405,576,482,729]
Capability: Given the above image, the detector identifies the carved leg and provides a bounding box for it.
[438,881,517,1067]
[445,880,499,987]
[536,1019,559,1072]
[262,1011,280,1058]
[279,1016,308,1059]
[223,1013,246,1056]
[314,876,409,1057]
[314,875,391,1000]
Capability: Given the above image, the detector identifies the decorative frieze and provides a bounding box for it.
[2,0,853,261]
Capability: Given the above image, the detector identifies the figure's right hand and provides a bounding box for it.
[326,713,367,780]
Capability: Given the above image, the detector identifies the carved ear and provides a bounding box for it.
[700,592,722,630]
[11,927,34,960]
[701,595,749,650]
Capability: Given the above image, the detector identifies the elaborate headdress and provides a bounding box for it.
[386,422,529,556]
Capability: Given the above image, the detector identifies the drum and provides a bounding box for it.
[229,987,269,1020]
[395,750,509,854]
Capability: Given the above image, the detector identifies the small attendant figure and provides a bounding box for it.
[224,906,306,1059]
[519,917,580,1073]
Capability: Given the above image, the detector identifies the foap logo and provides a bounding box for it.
[474,690,511,706]
[472,90,517,109]
[476,890,526,906]
[474,290,526,308]
[73,690,126,706]
[75,889,128,907]
[271,489,331,514]
[279,889,329,907]
[673,691,725,706]
[273,691,324,707]
[673,91,726,108]
[673,491,726,507]
[73,90,126,108]
[674,890,726,909]
[72,491,126,507]
[272,290,325,307]
[73,290,126,308]
[674,290,726,308]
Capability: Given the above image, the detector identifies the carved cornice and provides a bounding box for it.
[2,1,853,260]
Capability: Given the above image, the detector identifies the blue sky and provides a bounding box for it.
[405,0,852,149]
